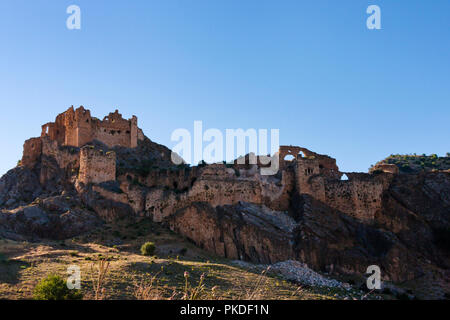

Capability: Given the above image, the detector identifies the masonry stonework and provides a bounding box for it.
[40,106,141,148]
[20,106,400,225]
[78,146,116,184]
[22,138,43,168]
[277,145,396,222]
[22,107,144,185]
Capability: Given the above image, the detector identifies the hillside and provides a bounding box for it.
[0,217,380,300]
[371,154,450,174]
[0,107,449,300]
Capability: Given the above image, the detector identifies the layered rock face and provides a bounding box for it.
[167,173,449,283]
[1,107,449,297]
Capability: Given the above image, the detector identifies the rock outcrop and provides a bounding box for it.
[0,106,448,298]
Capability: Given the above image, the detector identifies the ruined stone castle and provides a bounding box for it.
[277,145,396,222]
[21,107,399,225]
[22,106,144,186]
[40,106,140,148]
[12,106,449,290]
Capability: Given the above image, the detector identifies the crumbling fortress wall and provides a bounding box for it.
[279,145,395,222]
[78,146,116,184]
[22,138,43,168]
[142,164,294,222]
[20,107,398,225]
[40,106,139,148]
[7,106,449,295]
[113,144,394,224]
[21,106,144,184]
[322,175,386,222]
[21,106,144,189]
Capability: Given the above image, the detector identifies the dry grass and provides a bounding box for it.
[133,272,173,300]
[90,259,111,300]
[0,219,356,300]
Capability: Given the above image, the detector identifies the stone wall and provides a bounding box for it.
[78,146,116,184]
[41,106,141,149]
[41,137,79,170]
[295,158,325,201]
[22,137,43,168]
[168,203,296,263]
[322,174,385,222]
[144,164,292,222]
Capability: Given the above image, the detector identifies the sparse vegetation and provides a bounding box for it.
[90,260,111,300]
[0,220,395,300]
[33,274,83,300]
[372,153,450,173]
[133,273,168,300]
[141,242,156,256]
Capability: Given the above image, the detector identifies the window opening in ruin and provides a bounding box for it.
[284,155,295,161]
[341,174,349,181]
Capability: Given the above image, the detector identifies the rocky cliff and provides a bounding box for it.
[0,107,448,298]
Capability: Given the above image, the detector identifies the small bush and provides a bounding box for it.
[33,274,83,300]
[141,242,156,256]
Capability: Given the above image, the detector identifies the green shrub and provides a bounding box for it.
[33,274,83,300]
[140,242,156,256]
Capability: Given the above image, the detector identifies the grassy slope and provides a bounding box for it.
[0,218,376,300]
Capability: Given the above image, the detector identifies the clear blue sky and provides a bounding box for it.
[0,0,449,175]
